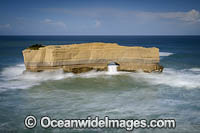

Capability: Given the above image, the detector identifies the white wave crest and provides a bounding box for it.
[0,64,74,90]
[78,70,129,78]
[0,63,200,92]
[0,64,128,91]
[129,68,200,89]
[188,68,200,72]
[160,52,174,57]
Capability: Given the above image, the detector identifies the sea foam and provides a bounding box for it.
[188,68,200,72]
[129,68,200,89]
[159,52,174,57]
[0,63,200,92]
[0,64,74,91]
[0,63,129,91]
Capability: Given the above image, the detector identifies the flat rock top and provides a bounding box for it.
[24,42,157,51]
[44,42,120,49]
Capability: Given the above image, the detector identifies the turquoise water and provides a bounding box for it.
[0,36,200,132]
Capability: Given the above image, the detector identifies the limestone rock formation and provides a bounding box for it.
[22,42,163,73]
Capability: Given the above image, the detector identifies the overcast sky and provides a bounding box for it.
[0,0,200,35]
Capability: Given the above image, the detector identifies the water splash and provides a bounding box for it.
[107,65,118,75]
[0,64,74,90]
[129,68,200,89]
[160,52,174,57]
[0,63,200,92]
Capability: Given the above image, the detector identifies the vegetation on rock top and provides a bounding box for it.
[28,44,45,50]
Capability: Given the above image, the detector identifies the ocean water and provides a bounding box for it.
[0,36,200,133]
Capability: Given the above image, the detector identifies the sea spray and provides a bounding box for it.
[107,65,118,75]
[129,68,200,89]
[0,64,74,90]
[1,63,200,92]
[159,52,174,57]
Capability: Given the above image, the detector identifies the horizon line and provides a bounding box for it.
[0,35,200,36]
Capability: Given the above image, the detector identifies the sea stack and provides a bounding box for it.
[22,42,163,73]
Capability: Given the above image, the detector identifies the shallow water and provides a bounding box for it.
[0,36,200,132]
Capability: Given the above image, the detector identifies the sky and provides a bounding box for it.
[0,0,200,35]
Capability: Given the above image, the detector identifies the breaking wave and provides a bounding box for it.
[0,64,74,91]
[129,68,200,89]
[188,68,200,72]
[160,52,174,56]
[0,64,127,92]
[0,63,200,92]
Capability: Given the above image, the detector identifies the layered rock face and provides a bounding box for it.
[22,42,163,73]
